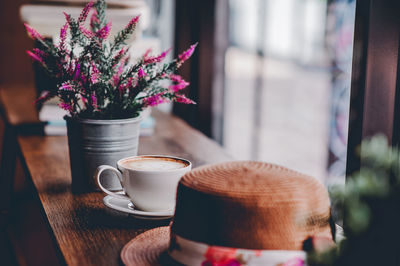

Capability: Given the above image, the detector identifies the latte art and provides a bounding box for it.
[121,157,188,171]
[97,155,192,212]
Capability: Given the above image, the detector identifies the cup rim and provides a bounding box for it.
[117,155,192,173]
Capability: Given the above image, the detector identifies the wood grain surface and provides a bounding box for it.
[17,110,231,266]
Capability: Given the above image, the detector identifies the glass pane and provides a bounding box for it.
[223,0,356,185]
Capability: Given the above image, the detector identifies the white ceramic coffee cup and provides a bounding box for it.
[95,155,192,212]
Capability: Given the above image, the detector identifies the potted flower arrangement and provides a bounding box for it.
[24,0,197,192]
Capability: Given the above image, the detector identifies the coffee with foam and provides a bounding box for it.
[97,155,192,211]
[121,156,188,171]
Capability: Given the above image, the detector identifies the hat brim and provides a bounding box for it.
[121,226,180,266]
[121,225,343,265]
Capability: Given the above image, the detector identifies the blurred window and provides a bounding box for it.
[223,0,356,184]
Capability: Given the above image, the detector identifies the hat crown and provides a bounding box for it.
[171,161,332,250]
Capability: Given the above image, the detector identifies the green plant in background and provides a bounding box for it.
[308,134,400,266]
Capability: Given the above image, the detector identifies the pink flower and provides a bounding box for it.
[90,62,100,83]
[143,48,171,64]
[90,9,99,30]
[79,24,94,38]
[138,67,147,79]
[96,21,112,39]
[113,75,120,86]
[34,91,51,104]
[178,43,198,63]
[28,48,46,63]
[169,74,189,92]
[117,61,125,76]
[74,63,81,80]
[118,77,134,93]
[59,22,69,52]
[24,23,43,40]
[60,83,74,91]
[143,93,168,107]
[26,50,45,65]
[58,102,73,112]
[174,94,195,104]
[170,74,182,83]
[120,76,136,94]
[112,60,126,86]
[78,0,94,23]
[125,15,140,31]
[113,47,127,66]
[126,77,134,88]
[169,81,189,92]
[63,12,72,25]
[80,73,87,84]
[91,93,98,108]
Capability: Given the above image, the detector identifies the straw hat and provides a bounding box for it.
[121,161,333,265]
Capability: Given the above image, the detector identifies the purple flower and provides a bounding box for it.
[80,73,87,84]
[170,74,182,83]
[63,12,72,25]
[112,74,120,86]
[169,74,189,92]
[90,9,99,30]
[90,62,100,84]
[26,50,45,65]
[80,25,94,38]
[112,60,126,86]
[113,47,127,66]
[34,91,51,104]
[24,23,43,40]
[117,61,125,76]
[74,63,81,80]
[60,83,74,91]
[118,77,134,94]
[26,2,197,117]
[126,77,134,88]
[125,15,140,32]
[138,67,146,79]
[78,0,94,23]
[59,22,69,52]
[96,21,112,39]
[143,93,168,107]
[178,43,198,63]
[58,102,73,112]
[31,48,46,60]
[174,94,195,104]
[91,93,98,108]
[143,48,171,64]
[169,81,189,92]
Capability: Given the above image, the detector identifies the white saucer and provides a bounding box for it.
[103,195,174,220]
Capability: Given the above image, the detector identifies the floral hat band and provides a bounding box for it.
[168,233,306,266]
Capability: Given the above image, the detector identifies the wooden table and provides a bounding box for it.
[16,110,231,265]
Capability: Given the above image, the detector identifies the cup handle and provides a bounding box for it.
[96,165,131,201]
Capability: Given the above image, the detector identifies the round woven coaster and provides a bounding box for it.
[121,227,170,266]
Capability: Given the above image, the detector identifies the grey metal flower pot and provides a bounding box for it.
[65,111,147,193]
